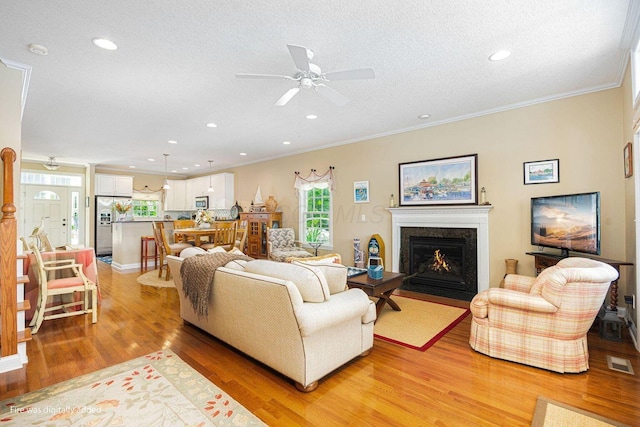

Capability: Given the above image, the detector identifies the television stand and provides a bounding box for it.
[526,252,633,311]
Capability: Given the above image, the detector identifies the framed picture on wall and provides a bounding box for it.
[399,154,478,206]
[624,142,633,178]
[354,181,369,203]
[523,159,559,184]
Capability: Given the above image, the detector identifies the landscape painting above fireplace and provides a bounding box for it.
[399,154,478,206]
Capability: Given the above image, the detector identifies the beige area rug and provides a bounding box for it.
[531,397,630,427]
[136,269,175,288]
[0,349,265,426]
[374,295,469,351]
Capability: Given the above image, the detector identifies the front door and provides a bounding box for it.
[24,185,69,247]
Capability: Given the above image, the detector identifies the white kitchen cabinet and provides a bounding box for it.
[163,173,234,211]
[96,174,133,197]
[164,179,187,211]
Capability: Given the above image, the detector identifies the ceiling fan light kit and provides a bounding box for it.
[236,44,375,107]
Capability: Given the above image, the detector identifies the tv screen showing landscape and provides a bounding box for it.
[531,192,600,255]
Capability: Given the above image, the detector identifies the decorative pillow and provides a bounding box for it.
[207,246,227,254]
[244,260,330,302]
[180,246,208,258]
[292,260,347,294]
[224,259,248,271]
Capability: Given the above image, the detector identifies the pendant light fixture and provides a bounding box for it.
[162,154,171,190]
[43,156,60,171]
[207,160,214,192]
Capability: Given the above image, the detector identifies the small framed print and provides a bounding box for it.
[523,159,559,185]
[624,142,633,178]
[354,181,369,203]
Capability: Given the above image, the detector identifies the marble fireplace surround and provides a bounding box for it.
[388,206,493,294]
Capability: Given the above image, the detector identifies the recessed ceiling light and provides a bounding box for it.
[282,141,291,145]
[182,167,189,170]
[194,164,200,167]
[148,158,155,162]
[28,43,48,56]
[306,114,318,120]
[171,169,177,173]
[418,114,431,119]
[489,50,511,61]
[92,38,118,51]
[206,123,217,128]
[168,140,178,144]
[129,165,136,168]
[240,152,247,156]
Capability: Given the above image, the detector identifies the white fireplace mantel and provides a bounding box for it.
[388,205,493,293]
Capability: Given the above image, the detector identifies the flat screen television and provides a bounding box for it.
[530,192,600,257]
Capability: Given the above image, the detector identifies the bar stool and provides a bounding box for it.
[140,236,158,271]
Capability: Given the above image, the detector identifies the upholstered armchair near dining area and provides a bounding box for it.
[266,227,313,262]
[469,257,619,373]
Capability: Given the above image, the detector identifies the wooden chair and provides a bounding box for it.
[152,221,192,280]
[234,220,248,253]
[173,219,196,243]
[201,221,237,251]
[29,244,98,334]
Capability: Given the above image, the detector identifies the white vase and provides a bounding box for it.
[199,223,211,229]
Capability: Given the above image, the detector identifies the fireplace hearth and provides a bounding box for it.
[400,228,477,301]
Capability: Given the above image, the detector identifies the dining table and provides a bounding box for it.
[173,228,219,247]
[23,247,99,321]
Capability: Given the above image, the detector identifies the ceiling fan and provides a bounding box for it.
[235,44,375,107]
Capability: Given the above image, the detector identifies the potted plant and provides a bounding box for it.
[114,201,132,221]
[195,209,214,228]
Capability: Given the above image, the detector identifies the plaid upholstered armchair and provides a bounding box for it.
[266,227,313,262]
[469,257,618,373]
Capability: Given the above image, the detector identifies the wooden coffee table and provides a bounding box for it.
[347,271,405,322]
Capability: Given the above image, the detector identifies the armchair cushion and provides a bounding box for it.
[244,260,330,303]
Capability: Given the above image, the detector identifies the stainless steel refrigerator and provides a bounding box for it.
[95,196,131,255]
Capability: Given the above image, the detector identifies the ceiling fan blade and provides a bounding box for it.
[316,85,350,106]
[287,44,310,72]
[275,87,300,106]
[323,68,375,81]
[235,73,295,80]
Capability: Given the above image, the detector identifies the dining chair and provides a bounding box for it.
[152,221,192,280]
[200,221,238,251]
[28,244,98,334]
[173,219,196,244]
[234,220,248,253]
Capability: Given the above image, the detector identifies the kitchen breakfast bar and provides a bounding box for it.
[111,220,172,270]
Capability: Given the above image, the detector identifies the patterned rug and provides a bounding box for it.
[96,255,112,265]
[374,296,469,351]
[136,270,175,288]
[0,349,265,426]
[531,396,630,426]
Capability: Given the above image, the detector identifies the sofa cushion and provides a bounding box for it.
[292,260,347,294]
[180,246,208,258]
[244,260,330,302]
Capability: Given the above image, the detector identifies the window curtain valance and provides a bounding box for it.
[294,167,335,195]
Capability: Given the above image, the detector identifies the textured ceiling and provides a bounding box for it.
[0,0,637,177]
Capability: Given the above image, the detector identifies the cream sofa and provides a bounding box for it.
[166,254,376,391]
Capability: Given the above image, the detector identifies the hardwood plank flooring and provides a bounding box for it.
[1,261,639,426]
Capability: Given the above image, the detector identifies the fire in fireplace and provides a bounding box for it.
[400,227,477,301]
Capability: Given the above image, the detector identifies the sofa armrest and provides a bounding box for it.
[295,288,373,337]
[487,288,558,313]
[502,274,536,293]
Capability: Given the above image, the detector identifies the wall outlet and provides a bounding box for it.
[624,294,636,309]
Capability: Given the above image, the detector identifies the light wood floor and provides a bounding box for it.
[2,261,639,426]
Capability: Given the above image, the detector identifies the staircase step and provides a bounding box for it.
[17,300,30,312]
[17,275,29,284]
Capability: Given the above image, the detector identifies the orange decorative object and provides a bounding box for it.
[265,196,278,212]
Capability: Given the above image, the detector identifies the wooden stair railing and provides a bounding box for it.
[1,147,18,357]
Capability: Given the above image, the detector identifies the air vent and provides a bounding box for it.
[606,355,635,375]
